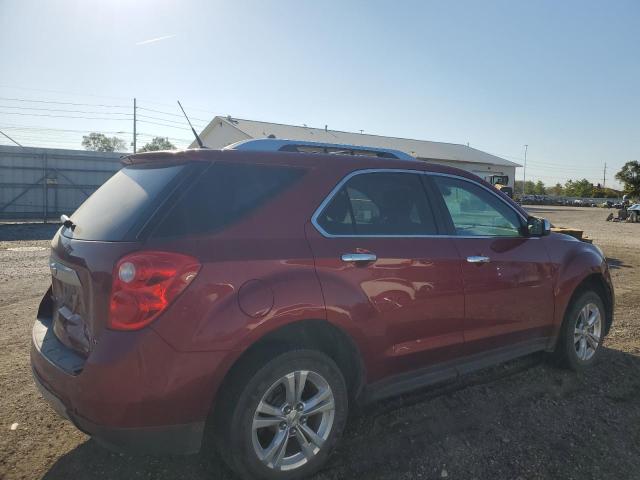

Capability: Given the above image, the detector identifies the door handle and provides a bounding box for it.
[467,255,490,264]
[341,253,377,263]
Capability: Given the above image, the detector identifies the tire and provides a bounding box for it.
[552,290,606,371]
[212,349,348,480]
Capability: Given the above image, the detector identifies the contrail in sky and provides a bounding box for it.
[136,34,176,46]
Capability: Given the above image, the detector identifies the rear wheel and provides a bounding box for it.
[213,349,348,480]
[553,290,606,370]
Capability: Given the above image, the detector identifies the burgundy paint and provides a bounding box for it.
[31,148,614,452]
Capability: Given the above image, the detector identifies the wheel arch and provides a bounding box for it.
[551,271,613,351]
[565,273,614,335]
[214,319,366,414]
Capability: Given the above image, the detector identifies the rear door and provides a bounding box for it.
[427,174,554,355]
[306,170,465,381]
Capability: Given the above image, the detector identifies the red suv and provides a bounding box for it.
[31,140,614,480]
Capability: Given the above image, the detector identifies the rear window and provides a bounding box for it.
[66,164,186,241]
[151,162,305,238]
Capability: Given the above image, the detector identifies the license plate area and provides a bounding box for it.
[50,260,91,356]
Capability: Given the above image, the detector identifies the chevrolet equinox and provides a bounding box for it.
[31,139,614,480]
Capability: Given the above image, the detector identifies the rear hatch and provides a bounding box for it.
[48,161,200,356]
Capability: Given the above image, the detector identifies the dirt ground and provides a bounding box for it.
[1,206,639,480]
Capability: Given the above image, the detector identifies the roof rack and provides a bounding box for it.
[224,138,416,161]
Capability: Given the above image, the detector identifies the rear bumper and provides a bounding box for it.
[30,315,230,455]
[31,367,203,454]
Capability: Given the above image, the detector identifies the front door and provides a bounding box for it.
[428,175,554,355]
[306,170,465,382]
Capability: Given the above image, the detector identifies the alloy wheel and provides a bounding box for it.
[574,302,602,361]
[251,370,335,471]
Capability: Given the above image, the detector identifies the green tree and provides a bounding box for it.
[615,161,640,197]
[564,178,594,198]
[549,183,564,196]
[592,184,605,198]
[514,180,536,194]
[137,137,176,153]
[81,132,126,152]
[603,188,622,199]
[533,180,546,195]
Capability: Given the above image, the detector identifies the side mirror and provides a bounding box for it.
[527,216,551,236]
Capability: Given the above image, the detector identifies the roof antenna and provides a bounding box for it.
[177,100,205,148]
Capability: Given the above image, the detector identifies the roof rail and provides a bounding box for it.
[224,138,416,161]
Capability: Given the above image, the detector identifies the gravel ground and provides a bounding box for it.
[1,206,639,480]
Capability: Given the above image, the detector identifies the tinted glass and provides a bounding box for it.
[152,162,304,237]
[433,176,522,237]
[67,164,185,241]
[316,188,355,235]
[317,172,437,235]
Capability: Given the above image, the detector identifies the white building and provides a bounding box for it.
[195,116,520,188]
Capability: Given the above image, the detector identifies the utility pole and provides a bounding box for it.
[133,98,137,153]
[523,144,528,194]
[603,162,607,188]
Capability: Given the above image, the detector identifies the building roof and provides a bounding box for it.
[197,116,520,167]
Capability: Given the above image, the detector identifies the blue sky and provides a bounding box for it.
[1,0,638,188]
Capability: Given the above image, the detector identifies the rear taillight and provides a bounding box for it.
[108,251,201,331]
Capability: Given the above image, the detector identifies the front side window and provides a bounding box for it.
[432,176,522,237]
[316,172,437,236]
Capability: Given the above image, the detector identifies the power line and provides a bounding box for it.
[0,125,132,134]
[0,129,23,147]
[0,104,131,115]
[133,97,220,117]
[136,113,206,127]
[0,84,131,102]
[136,133,192,143]
[0,110,131,121]
[0,85,220,119]
[137,106,209,123]
[0,96,128,108]
[525,163,602,173]
[4,138,81,146]
[136,119,194,131]
[0,125,190,145]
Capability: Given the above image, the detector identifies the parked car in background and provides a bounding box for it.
[31,140,614,480]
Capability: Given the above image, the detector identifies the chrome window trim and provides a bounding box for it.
[310,168,529,239]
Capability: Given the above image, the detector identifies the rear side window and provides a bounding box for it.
[152,163,304,237]
[67,164,186,241]
[316,172,437,236]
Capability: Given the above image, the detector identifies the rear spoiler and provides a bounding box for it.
[120,149,211,166]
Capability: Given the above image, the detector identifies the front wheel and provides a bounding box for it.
[553,290,606,370]
[214,349,348,480]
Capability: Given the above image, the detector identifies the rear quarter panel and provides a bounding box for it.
[145,163,330,353]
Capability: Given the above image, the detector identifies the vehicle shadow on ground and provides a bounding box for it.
[42,440,237,480]
[0,223,59,242]
[41,348,640,480]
